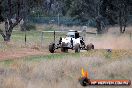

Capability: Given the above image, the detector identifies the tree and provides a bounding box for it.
[69,0,108,34]
[0,0,39,41]
[68,0,130,34]
[0,0,21,41]
[100,0,129,33]
[101,0,129,33]
[0,0,25,41]
[0,1,4,22]
[117,0,128,33]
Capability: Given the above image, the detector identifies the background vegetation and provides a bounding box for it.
[0,0,132,42]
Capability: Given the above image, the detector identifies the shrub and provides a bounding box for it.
[26,23,36,31]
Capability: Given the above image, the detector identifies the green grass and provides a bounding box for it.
[0,49,132,67]
[25,53,80,61]
[0,30,64,51]
[0,60,14,66]
[0,52,81,66]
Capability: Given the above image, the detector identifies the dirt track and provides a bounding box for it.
[0,48,50,61]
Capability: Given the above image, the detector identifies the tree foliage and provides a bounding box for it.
[69,0,130,33]
[0,0,131,41]
[0,0,40,41]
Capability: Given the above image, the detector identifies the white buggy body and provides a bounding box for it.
[61,31,81,48]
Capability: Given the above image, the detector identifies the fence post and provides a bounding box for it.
[54,31,55,43]
[24,28,27,46]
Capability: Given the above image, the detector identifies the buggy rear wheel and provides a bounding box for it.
[49,43,55,53]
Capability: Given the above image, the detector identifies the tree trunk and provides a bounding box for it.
[4,27,13,41]
[119,15,127,34]
[1,20,13,41]
[119,2,128,34]
[0,30,12,42]
[0,19,21,42]
[96,21,102,34]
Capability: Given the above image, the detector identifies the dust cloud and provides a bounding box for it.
[86,33,132,49]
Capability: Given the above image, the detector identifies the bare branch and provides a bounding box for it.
[12,18,22,28]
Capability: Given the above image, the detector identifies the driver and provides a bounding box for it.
[75,31,79,39]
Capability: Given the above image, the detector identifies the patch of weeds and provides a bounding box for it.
[26,23,36,31]
[0,59,14,66]
[24,52,81,62]
[108,73,128,79]
[92,63,102,67]
[109,73,115,79]
[45,26,55,31]
[0,53,81,67]
[104,52,112,59]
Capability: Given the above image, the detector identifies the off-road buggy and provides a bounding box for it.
[49,30,94,53]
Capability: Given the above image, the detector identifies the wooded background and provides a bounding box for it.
[0,0,132,41]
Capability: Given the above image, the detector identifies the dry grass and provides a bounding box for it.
[0,53,132,88]
[86,33,132,49]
